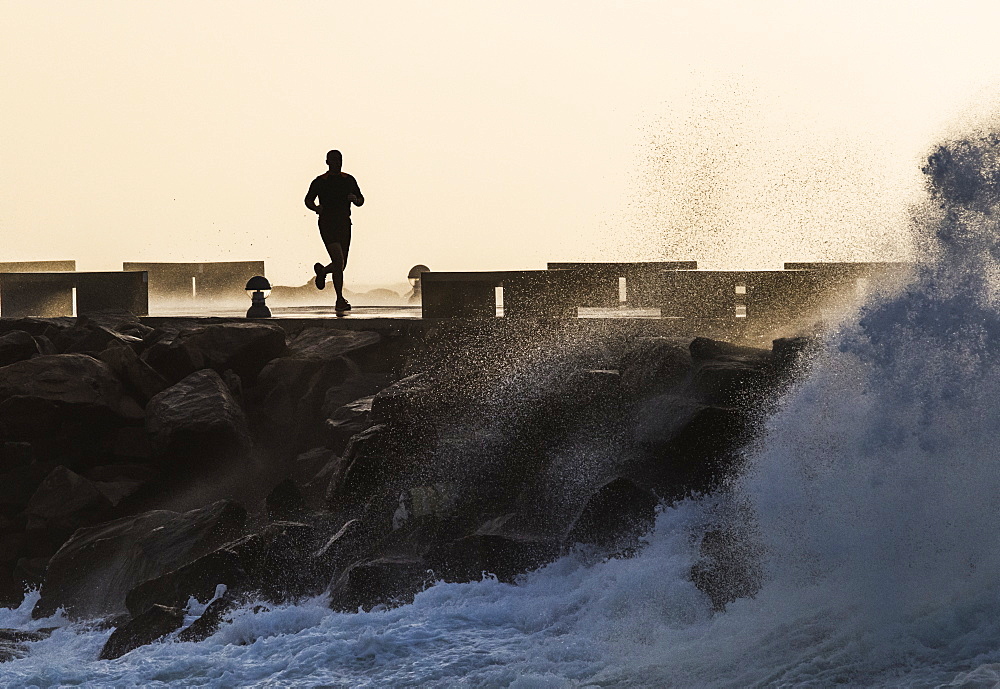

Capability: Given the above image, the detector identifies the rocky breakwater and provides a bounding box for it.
[0,314,813,660]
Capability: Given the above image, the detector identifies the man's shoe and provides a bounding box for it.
[335,298,352,312]
[314,263,326,290]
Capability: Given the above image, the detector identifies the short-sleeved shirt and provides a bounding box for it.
[307,171,363,219]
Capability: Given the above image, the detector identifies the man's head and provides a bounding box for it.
[326,149,343,171]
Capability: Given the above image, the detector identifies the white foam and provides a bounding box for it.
[8,131,1000,688]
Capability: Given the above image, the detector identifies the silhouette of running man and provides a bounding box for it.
[304,149,364,311]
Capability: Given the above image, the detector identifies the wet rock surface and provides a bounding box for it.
[141,322,287,384]
[327,555,433,612]
[0,627,53,662]
[0,315,816,657]
[33,500,246,619]
[176,593,238,643]
[99,604,186,660]
[0,354,139,434]
[145,369,250,469]
[97,344,170,404]
[0,331,42,368]
[25,466,115,534]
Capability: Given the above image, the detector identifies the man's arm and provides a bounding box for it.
[304,178,321,213]
[348,177,364,207]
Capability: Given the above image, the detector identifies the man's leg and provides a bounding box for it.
[323,243,346,302]
[319,221,350,306]
[329,231,350,271]
[325,230,351,307]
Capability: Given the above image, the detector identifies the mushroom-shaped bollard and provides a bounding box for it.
[245,276,272,318]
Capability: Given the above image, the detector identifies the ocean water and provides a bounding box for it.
[7,133,1000,687]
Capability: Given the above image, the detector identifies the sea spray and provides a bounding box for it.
[7,135,1000,687]
[731,129,1000,685]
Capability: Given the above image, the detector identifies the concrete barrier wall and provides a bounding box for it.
[656,270,829,320]
[782,261,910,277]
[421,272,501,318]
[422,270,598,318]
[421,263,912,338]
[782,262,913,306]
[124,261,265,303]
[0,261,76,273]
[547,261,697,307]
[76,272,149,316]
[0,271,148,318]
[502,270,589,318]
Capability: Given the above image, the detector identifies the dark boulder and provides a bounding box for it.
[771,336,818,374]
[0,354,142,439]
[0,462,56,517]
[253,357,360,453]
[390,484,458,532]
[632,395,705,449]
[32,335,57,356]
[177,593,238,642]
[689,337,771,362]
[686,338,775,407]
[618,337,692,397]
[0,317,72,341]
[33,499,246,620]
[0,533,27,568]
[126,546,249,618]
[565,477,659,550]
[0,628,53,642]
[239,521,325,599]
[285,327,380,360]
[0,397,60,442]
[0,441,34,473]
[125,521,323,616]
[362,379,441,458]
[630,399,755,499]
[335,424,425,499]
[80,312,155,342]
[145,370,250,468]
[251,330,379,453]
[142,323,286,383]
[24,465,114,533]
[0,331,41,367]
[265,478,307,521]
[426,513,561,583]
[98,344,170,404]
[689,360,774,407]
[0,628,52,663]
[324,395,374,453]
[368,373,438,427]
[93,478,146,509]
[293,449,346,509]
[220,369,243,404]
[53,319,142,356]
[327,555,432,612]
[99,604,185,660]
[0,578,24,610]
[311,517,365,574]
[139,339,198,384]
[291,447,338,486]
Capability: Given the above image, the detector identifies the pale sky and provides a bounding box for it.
[4,0,1000,287]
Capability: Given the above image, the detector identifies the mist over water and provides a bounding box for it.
[7,132,1000,687]
[731,129,1000,686]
